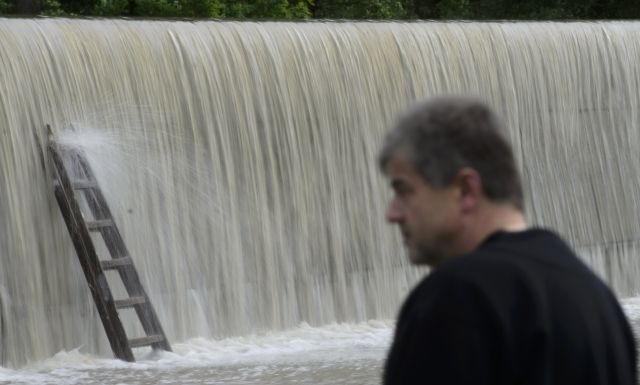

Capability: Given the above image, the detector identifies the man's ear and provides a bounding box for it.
[454,168,483,213]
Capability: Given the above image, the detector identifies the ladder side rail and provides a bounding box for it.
[73,150,172,352]
[72,151,129,257]
[49,144,135,362]
[72,150,135,260]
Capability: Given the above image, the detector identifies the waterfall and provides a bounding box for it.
[1,19,639,367]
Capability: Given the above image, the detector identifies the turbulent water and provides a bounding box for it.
[1,19,639,370]
[1,298,639,385]
[0,321,394,384]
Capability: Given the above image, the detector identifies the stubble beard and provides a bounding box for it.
[408,238,449,267]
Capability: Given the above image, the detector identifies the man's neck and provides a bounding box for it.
[457,203,527,256]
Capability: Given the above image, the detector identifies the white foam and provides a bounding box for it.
[0,321,393,384]
[621,296,640,323]
[164,320,392,366]
[2,299,638,384]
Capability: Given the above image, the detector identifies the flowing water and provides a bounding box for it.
[0,19,639,382]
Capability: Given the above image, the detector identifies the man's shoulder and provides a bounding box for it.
[438,228,586,277]
[416,228,604,303]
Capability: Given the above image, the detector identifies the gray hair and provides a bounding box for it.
[379,96,524,210]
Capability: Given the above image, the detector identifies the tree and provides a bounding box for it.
[1,0,638,20]
[13,0,40,13]
[94,0,129,16]
[313,0,409,19]
[0,0,12,13]
[55,0,95,14]
[220,0,312,19]
[181,0,224,18]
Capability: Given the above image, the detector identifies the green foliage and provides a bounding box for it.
[94,0,129,16]
[405,0,640,19]
[314,0,409,19]
[250,0,290,18]
[436,0,471,18]
[41,0,65,15]
[181,0,224,18]
[218,0,312,19]
[132,0,179,16]
[0,0,10,13]
[0,0,638,19]
[289,0,313,18]
[56,0,97,14]
[82,0,226,17]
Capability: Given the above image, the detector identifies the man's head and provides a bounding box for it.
[379,96,525,266]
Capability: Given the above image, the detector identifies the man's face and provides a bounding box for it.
[385,156,461,266]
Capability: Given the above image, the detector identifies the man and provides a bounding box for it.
[379,96,637,384]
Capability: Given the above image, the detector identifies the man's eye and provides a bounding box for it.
[391,180,411,196]
[395,186,411,196]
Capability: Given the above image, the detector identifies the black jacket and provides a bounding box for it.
[384,229,637,385]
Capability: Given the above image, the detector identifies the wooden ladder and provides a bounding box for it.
[46,128,171,361]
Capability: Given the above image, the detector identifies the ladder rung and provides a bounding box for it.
[128,335,165,348]
[49,139,172,360]
[114,296,146,309]
[72,180,98,190]
[100,257,133,270]
[86,219,114,231]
